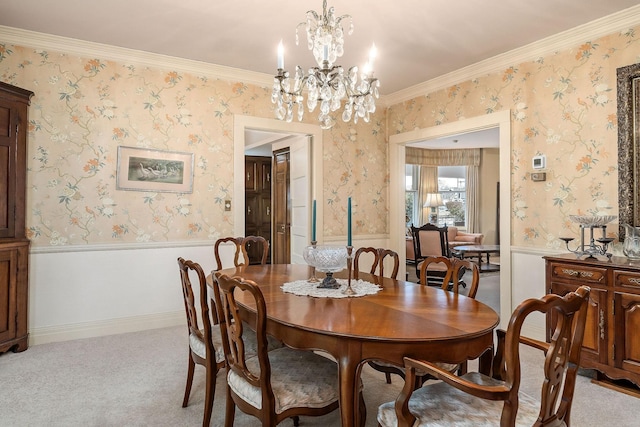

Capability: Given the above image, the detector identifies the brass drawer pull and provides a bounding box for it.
[558,268,602,281]
[627,277,640,285]
[561,268,579,276]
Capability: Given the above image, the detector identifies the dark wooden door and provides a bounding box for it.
[273,149,290,264]
[244,156,271,264]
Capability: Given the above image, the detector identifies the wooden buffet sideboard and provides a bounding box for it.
[545,253,640,390]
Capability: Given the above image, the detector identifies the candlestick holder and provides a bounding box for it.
[559,215,616,260]
[343,246,356,296]
[307,240,320,283]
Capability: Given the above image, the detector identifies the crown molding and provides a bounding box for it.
[381,4,640,106]
[0,25,275,89]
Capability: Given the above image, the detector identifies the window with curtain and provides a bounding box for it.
[405,147,480,232]
[405,164,419,227]
[437,166,466,228]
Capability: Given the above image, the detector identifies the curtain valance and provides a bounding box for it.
[406,147,480,166]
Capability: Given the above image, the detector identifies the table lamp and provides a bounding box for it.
[423,193,444,225]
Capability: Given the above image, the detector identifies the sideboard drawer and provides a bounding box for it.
[614,270,640,291]
[549,263,607,284]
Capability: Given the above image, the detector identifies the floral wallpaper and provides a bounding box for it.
[388,25,640,248]
[1,21,638,250]
[0,41,389,247]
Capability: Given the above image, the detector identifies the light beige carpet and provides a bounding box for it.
[0,324,638,426]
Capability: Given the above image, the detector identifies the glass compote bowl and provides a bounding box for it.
[303,245,348,289]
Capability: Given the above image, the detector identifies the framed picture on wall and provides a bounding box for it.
[116,146,194,193]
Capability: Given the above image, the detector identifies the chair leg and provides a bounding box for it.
[224,388,235,427]
[182,353,195,407]
[292,416,300,426]
[202,363,217,427]
[385,372,392,384]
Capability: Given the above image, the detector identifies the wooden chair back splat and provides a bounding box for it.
[354,247,400,280]
[214,235,269,271]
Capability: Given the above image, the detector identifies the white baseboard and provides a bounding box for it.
[29,310,184,346]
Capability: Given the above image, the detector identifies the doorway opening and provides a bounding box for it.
[233,116,323,264]
[389,110,511,328]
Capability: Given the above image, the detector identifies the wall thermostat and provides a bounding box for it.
[532,155,546,169]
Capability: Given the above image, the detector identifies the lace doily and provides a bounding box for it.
[281,279,381,298]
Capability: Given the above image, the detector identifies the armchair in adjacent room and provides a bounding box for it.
[446,226,484,250]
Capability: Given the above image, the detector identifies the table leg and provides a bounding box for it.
[337,345,364,427]
[478,346,493,375]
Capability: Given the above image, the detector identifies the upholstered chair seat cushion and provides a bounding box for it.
[189,329,225,363]
[377,372,543,427]
[190,322,283,363]
[227,347,341,413]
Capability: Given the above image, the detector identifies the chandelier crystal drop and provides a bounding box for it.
[272,0,379,130]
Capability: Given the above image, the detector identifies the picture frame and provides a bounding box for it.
[116,146,194,193]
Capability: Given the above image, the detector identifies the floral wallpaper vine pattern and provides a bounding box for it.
[0,42,389,247]
[1,21,638,250]
[388,26,640,248]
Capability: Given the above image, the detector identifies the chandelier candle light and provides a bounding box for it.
[272,0,380,129]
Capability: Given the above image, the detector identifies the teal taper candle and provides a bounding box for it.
[347,197,352,246]
[312,199,316,242]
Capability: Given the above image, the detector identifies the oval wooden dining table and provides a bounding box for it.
[211,263,499,427]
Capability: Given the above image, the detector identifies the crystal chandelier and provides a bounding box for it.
[271,0,380,130]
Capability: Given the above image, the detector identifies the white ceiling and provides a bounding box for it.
[2,0,638,96]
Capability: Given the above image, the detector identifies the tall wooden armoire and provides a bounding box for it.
[0,82,33,353]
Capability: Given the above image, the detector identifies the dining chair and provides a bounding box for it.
[213,272,353,427]
[214,235,269,270]
[370,256,479,387]
[448,258,479,299]
[354,247,400,280]
[213,237,284,357]
[411,223,462,286]
[418,256,472,293]
[377,285,591,427]
[177,257,226,427]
